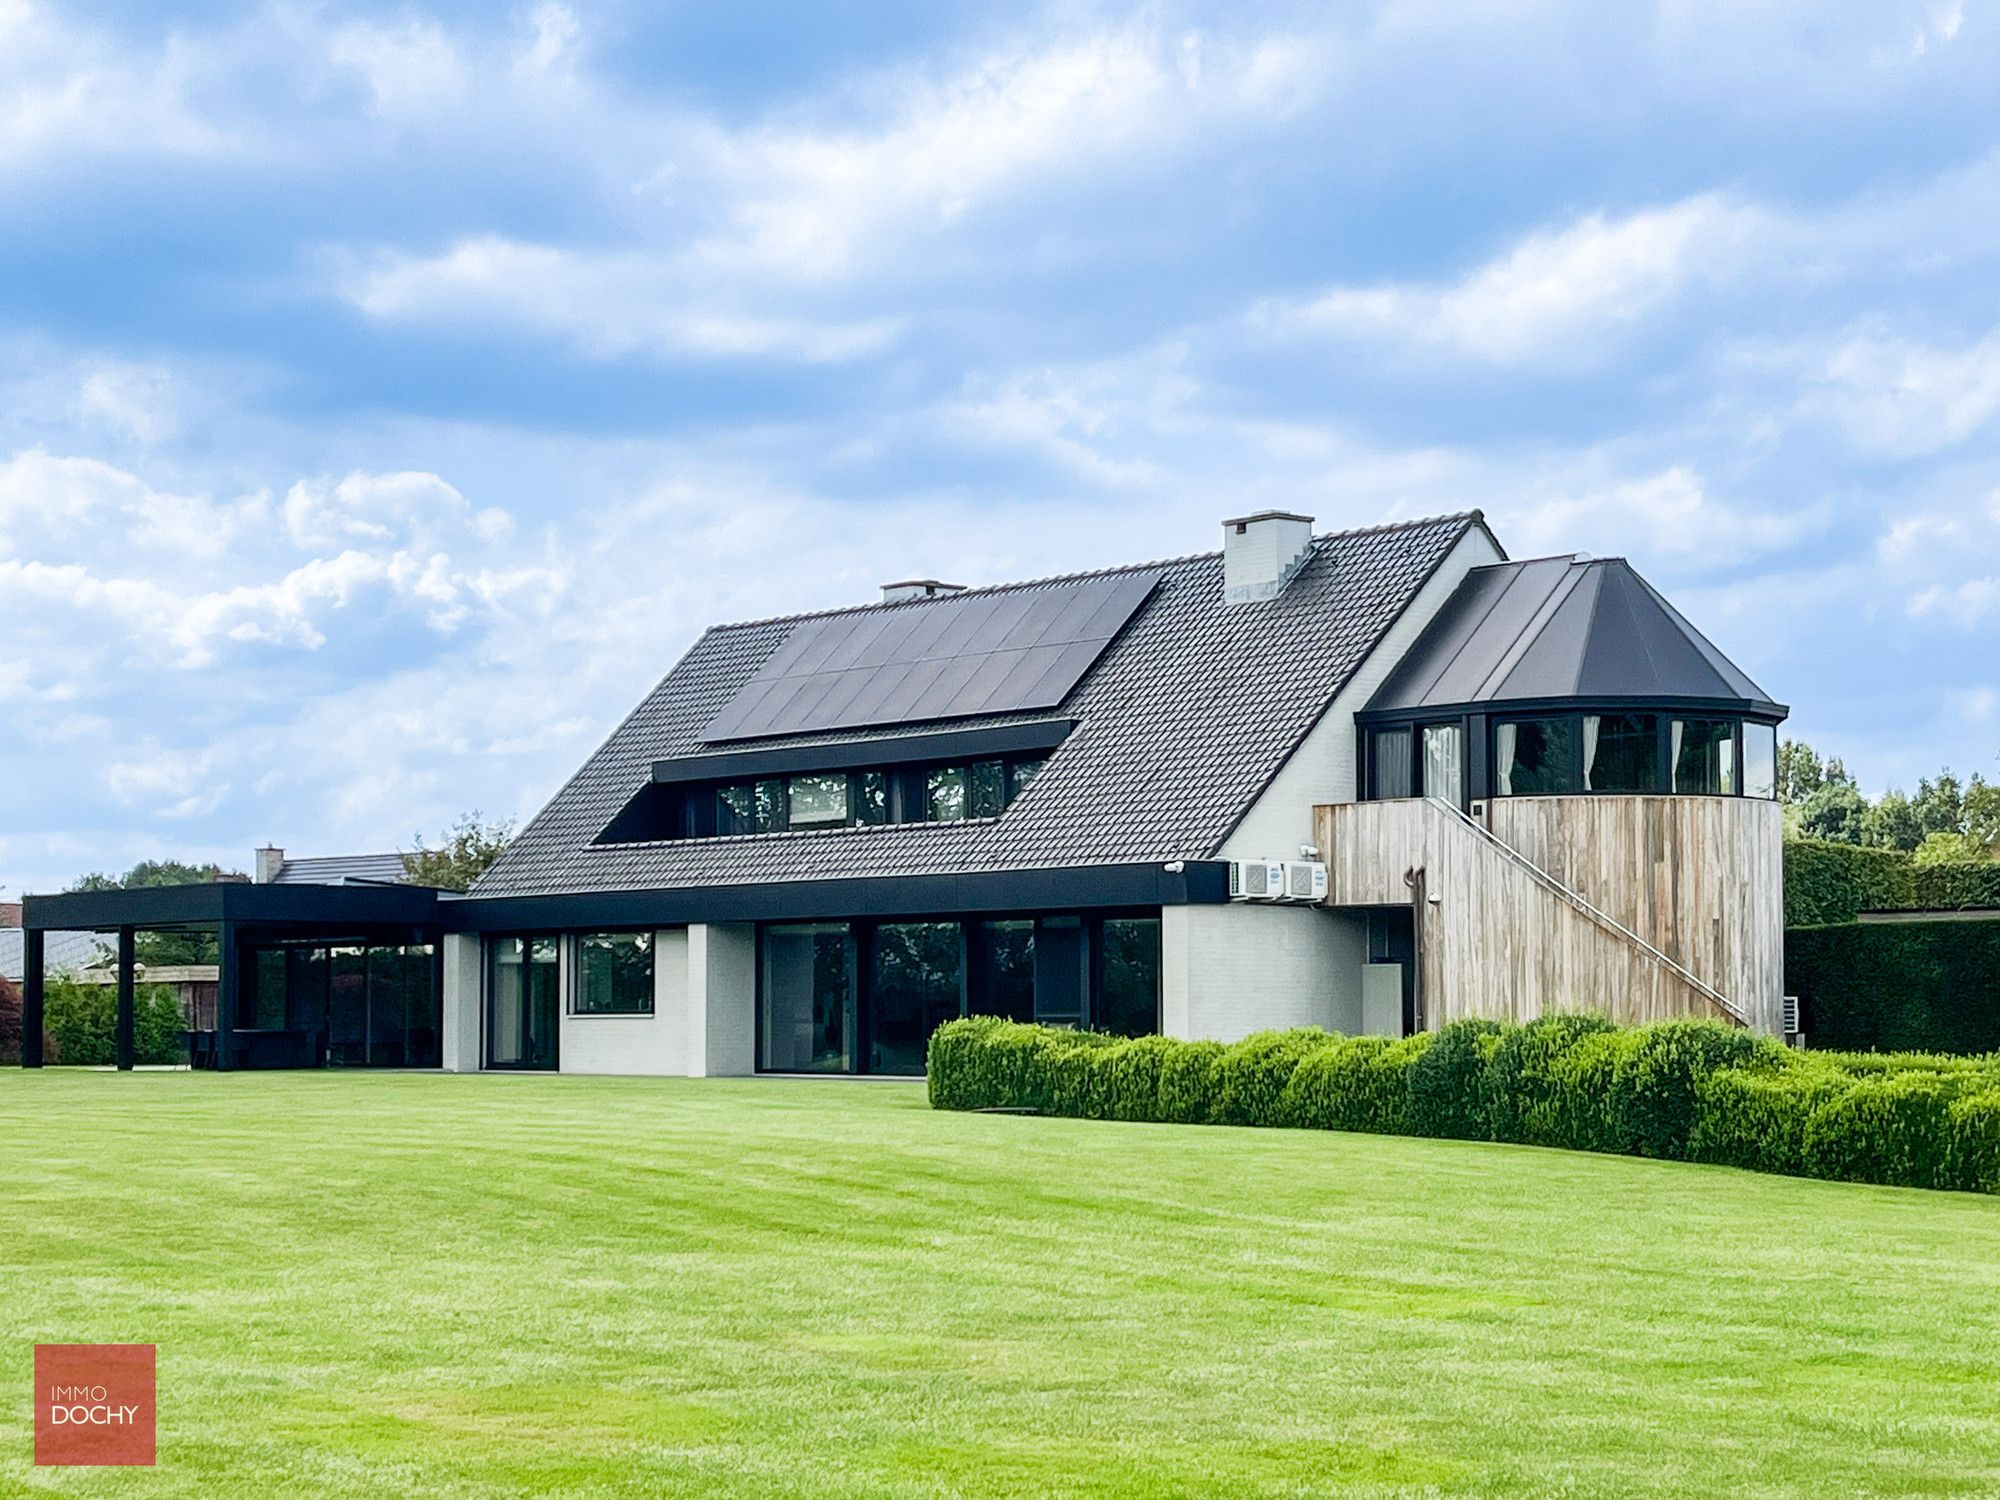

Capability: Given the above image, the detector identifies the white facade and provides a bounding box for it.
[1162,903,1369,1043]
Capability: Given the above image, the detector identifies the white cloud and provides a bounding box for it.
[1909,577,1998,627]
[281,469,509,550]
[1256,197,1772,366]
[342,238,905,363]
[1804,328,2000,456]
[327,17,466,117]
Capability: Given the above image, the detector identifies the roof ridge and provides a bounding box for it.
[704,510,1484,634]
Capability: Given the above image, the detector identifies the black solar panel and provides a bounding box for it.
[699,572,1161,742]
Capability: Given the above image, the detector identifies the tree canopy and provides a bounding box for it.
[1779,738,1998,860]
[401,814,513,893]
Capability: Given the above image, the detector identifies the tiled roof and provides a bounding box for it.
[0,929,112,981]
[473,513,1486,897]
[273,853,411,886]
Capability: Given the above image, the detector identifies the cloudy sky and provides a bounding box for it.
[4,0,1998,896]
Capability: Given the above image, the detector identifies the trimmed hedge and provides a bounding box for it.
[928,1015,2000,1194]
[1784,838,2000,927]
[1787,920,2000,1055]
[40,979,185,1066]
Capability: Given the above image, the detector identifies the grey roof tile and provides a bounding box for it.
[473,514,1484,897]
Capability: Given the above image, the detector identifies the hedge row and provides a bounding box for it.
[1786,920,2000,1056]
[927,1015,2000,1194]
[31,980,186,1067]
[1784,839,2000,926]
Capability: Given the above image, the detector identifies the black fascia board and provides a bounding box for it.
[652,719,1076,787]
[443,860,1228,933]
[1353,692,1789,727]
[22,882,444,933]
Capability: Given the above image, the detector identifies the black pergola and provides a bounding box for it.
[18,882,443,1071]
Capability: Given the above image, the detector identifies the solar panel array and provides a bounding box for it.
[698,572,1161,742]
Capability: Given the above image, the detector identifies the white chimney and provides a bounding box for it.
[880,579,966,605]
[1222,511,1315,604]
[254,846,285,884]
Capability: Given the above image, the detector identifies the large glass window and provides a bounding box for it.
[1373,728,1413,798]
[1006,757,1046,801]
[970,920,1035,1021]
[1421,724,1464,805]
[576,932,654,1015]
[1097,918,1161,1037]
[1495,717,1580,796]
[1743,721,1778,800]
[925,765,968,821]
[853,771,889,825]
[787,773,848,828]
[869,923,963,1075]
[487,936,559,1070]
[969,759,1006,818]
[760,924,851,1073]
[1672,719,1736,795]
[1583,713,1660,793]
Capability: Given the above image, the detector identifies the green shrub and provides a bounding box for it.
[1156,1040,1226,1124]
[1610,1020,1788,1160]
[1548,1030,1639,1154]
[1801,1072,1963,1190]
[1279,1035,1426,1134]
[1406,1019,1503,1139]
[1946,1087,2000,1193]
[42,980,184,1067]
[1787,921,2000,1055]
[1214,1029,1332,1128]
[1482,1013,1618,1146]
[1912,861,2000,912]
[1690,1062,1855,1177]
[926,1016,1011,1109]
[1103,1036,1178,1123]
[1783,840,1916,926]
[925,1015,2000,1194]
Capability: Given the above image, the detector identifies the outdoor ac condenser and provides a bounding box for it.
[1228,860,1285,900]
[1282,861,1328,902]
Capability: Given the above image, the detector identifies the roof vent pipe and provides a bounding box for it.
[1222,512,1314,605]
[880,579,967,605]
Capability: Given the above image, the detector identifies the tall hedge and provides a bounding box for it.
[1787,921,2000,1055]
[1784,839,2000,927]
[928,1015,2000,1195]
[40,979,186,1066]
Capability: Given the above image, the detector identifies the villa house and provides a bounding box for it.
[19,509,1788,1074]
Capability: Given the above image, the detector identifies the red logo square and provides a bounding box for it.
[34,1344,156,1466]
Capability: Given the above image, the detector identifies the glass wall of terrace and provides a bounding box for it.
[17,881,442,1071]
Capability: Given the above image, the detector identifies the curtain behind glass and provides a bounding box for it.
[1373,729,1413,798]
[1421,725,1463,805]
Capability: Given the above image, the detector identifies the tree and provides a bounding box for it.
[1795,780,1868,844]
[0,974,20,1066]
[1914,831,1990,865]
[402,813,513,893]
[1777,739,1855,805]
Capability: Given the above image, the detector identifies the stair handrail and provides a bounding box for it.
[1420,797,1749,1027]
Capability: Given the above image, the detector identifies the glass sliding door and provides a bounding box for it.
[487,935,559,1070]
[1096,918,1161,1037]
[760,923,853,1073]
[868,922,963,1075]
[328,946,369,1066]
[970,920,1035,1021]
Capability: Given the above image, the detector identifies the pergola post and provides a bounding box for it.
[115,925,137,1072]
[214,920,238,1072]
[21,929,45,1068]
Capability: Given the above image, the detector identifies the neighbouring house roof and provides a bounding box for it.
[0,928,113,982]
[270,853,411,886]
[0,902,20,928]
[1365,555,1785,719]
[473,512,1491,898]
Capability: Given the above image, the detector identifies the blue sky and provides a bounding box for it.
[4,0,1998,896]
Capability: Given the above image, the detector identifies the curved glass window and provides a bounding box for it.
[1742,721,1778,800]
[1583,713,1659,793]
[1672,719,1736,795]
[1495,717,1579,796]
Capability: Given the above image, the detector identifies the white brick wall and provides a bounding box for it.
[687,923,757,1076]
[439,932,482,1072]
[1162,903,1367,1044]
[560,929,690,1076]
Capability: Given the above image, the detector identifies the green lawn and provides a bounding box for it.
[4,1073,2000,1498]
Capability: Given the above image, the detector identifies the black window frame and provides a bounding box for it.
[571,930,656,1017]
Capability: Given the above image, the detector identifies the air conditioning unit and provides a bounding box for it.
[1228,860,1285,900]
[1283,861,1328,903]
